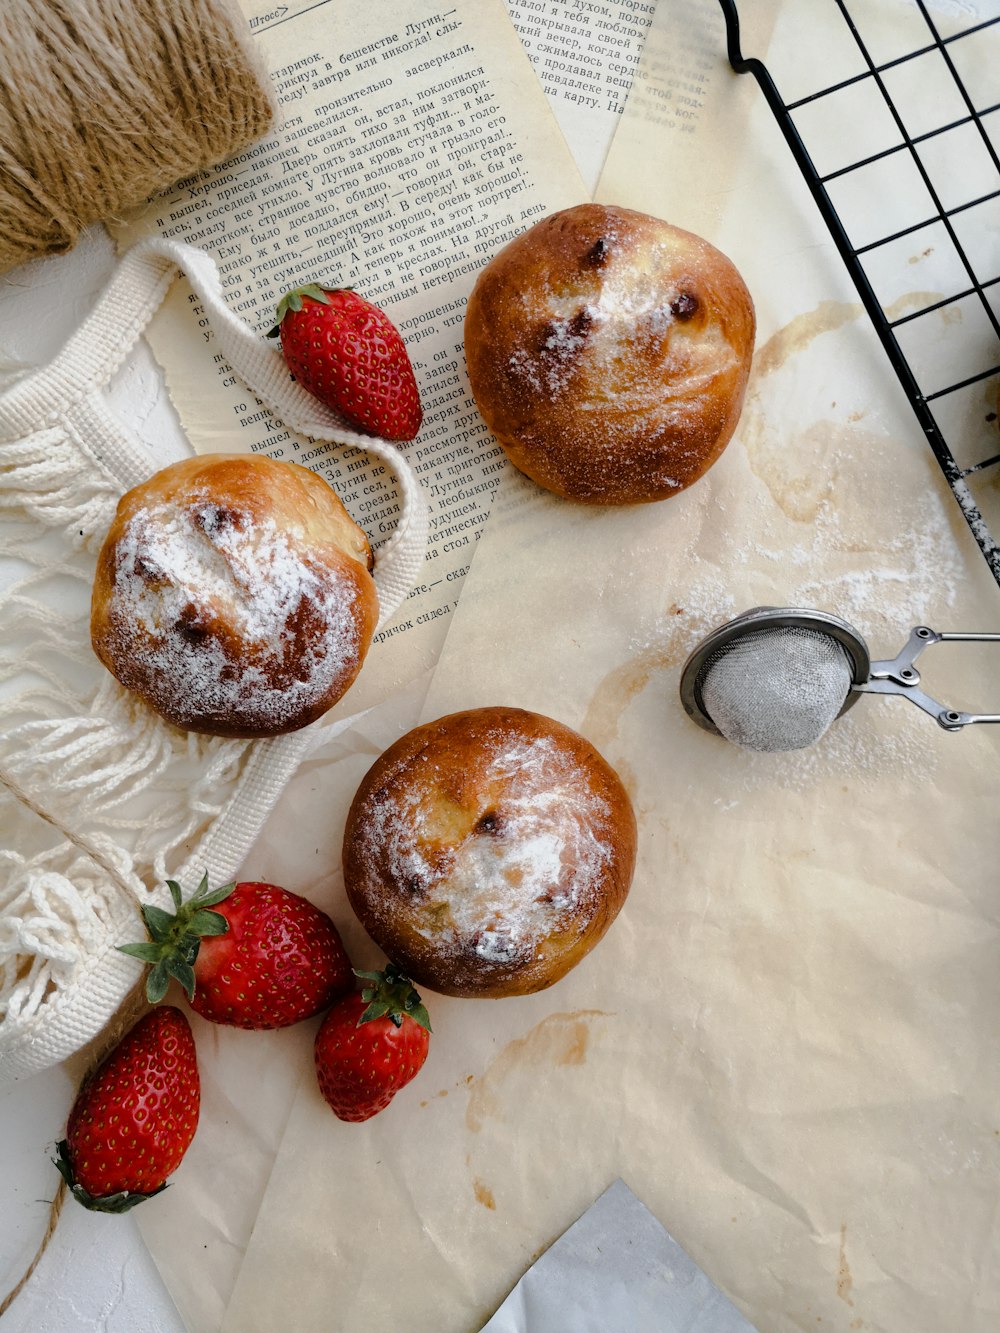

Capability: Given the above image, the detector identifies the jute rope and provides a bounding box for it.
[0,1183,66,1320]
[0,0,276,273]
[0,765,152,1316]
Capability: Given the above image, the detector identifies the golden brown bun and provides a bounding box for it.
[343,706,636,998]
[91,454,378,738]
[464,203,756,504]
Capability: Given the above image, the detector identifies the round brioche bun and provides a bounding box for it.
[91,453,378,737]
[343,705,637,998]
[464,202,755,504]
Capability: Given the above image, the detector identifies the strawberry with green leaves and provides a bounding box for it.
[314,965,431,1122]
[268,284,423,441]
[55,1006,199,1212]
[119,876,353,1030]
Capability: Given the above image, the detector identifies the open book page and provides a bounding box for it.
[502,0,655,194]
[219,4,1000,1332]
[596,0,768,209]
[114,0,586,719]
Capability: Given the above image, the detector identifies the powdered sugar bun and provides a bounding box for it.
[343,706,636,998]
[91,454,378,738]
[464,202,756,504]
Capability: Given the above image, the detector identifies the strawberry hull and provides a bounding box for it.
[119,877,355,1031]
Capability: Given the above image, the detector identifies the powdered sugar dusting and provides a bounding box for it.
[628,472,964,790]
[104,491,362,733]
[356,728,618,974]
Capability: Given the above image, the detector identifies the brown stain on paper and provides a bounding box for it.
[473,1179,497,1210]
[465,1010,608,1134]
[582,643,678,751]
[742,300,861,524]
[581,606,705,761]
[464,1010,609,1216]
[837,1222,854,1308]
[751,300,862,381]
[751,292,946,385]
[741,292,950,524]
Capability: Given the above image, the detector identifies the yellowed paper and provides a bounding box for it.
[114,0,586,718]
[503,0,655,193]
[222,4,1000,1331]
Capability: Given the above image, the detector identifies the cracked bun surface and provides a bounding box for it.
[343,706,637,998]
[91,453,378,737]
[464,203,756,504]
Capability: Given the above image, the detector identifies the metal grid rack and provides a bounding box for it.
[717,0,1000,590]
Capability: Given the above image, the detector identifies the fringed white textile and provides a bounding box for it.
[0,240,427,1086]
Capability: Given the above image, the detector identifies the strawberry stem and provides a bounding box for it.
[53,1141,169,1213]
[354,964,432,1033]
[117,873,233,1003]
[268,282,336,337]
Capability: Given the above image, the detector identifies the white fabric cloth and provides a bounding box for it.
[0,239,427,1086]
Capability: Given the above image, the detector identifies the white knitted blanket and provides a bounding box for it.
[0,238,427,1086]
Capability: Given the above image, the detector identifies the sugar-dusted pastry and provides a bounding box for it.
[464,202,756,504]
[91,453,378,737]
[343,706,636,998]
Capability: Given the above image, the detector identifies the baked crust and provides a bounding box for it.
[464,203,756,504]
[91,453,378,737]
[343,706,636,998]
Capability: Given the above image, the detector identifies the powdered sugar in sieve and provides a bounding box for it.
[680,607,1000,752]
[700,627,853,751]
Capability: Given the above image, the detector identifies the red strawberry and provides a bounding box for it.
[268,284,422,441]
[314,965,431,1122]
[55,1006,199,1212]
[118,876,353,1030]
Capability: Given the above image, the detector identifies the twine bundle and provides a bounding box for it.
[0,0,276,273]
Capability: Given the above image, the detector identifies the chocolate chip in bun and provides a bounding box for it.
[343,706,637,998]
[464,202,756,504]
[91,453,378,738]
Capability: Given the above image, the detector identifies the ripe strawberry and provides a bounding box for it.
[314,965,431,1122]
[54,1006,199,1212]
[268,284,422,441]
[118,876,353,1030]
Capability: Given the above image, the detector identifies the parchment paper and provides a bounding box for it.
[221,3,1000,1331]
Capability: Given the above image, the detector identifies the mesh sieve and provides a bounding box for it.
[680,607,1000,750]
[680,607,871,753]
[698,626,853,752]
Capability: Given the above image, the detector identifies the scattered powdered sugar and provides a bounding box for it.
[629,469,968,790]
[105,493,362,732]
[356,729,618,971]
[508,277,690,406]
[700,627,854,752]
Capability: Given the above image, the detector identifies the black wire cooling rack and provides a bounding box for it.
[717,0,1000,590]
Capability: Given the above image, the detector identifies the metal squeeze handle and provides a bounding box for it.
[858,627,1000,729]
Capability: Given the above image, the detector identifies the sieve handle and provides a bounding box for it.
[858,626,1000,730]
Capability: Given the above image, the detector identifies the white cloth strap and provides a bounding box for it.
[0,239,429,1083]
[133,239,429,628]
[0,237,428,628]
